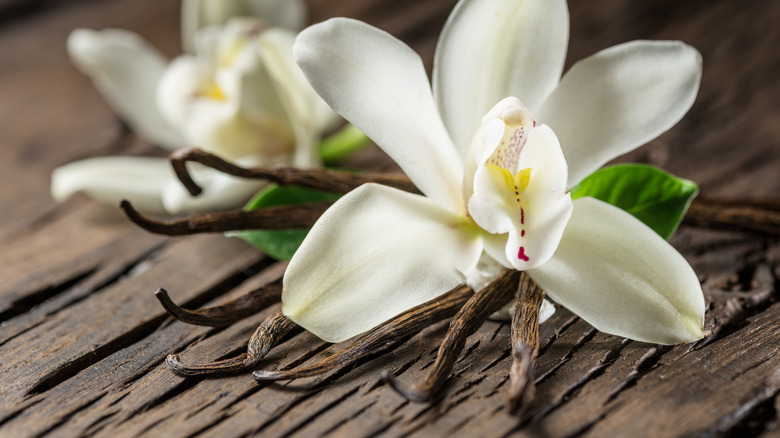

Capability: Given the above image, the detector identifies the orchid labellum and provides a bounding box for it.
[283,0,705,346]
[51,0,338,214]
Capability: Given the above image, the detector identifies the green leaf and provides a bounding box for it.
[227,184,342,260]
[318,124,371,165]
[570,164,698,239]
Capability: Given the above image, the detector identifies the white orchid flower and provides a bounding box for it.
[282,0,705,346]
[52,0,338,214]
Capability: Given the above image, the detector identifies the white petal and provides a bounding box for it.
[462,97,536,201]
[161,159,265,214]
[490,298,556,324]
[528,197,705,345]
[294,18,464,211]
[434,0,569,156]
[181,0,306,53]
[157,57,294,161]
[244,0,306,30]
[67,29,185,150]
[282,184,483,342]
[469,125,572,270]
[182,0,238,53]
[258,28,338,168]
[537,40,702,187]
[51,156,174,214]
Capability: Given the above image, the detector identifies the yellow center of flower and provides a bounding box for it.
[486,164,531,201]
[203,81,227,101]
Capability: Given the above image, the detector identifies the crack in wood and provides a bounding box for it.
[537,313,581,357]
[24,315,170,396]
[82,409,121,437]
[558,403,621,438]
[32,390,106,438]
[479,348,512,374]
[605,346,671,403]
[694,370,780,437]
[0,242,168,346]
[320,399,378,437]
[0,399,43,429]
[456,340,482,364]
[532,339,631,423]
[253,387,360,437]
[535,327,598,386]
[696,263,776,350]
[23,254,270,398]
[0,268,95,323]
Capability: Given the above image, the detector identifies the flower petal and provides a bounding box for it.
[258,28,339,168]
[156,56,294,161]
[433,0,569,156]
[181,0,306,53]
[469,125,572,270]
[51,156,174,214]
[67,29,185,150]
[528,197,705,345]
[51,156,263,214]
[537,40,702,187]
[244,0,306,30]
[294,18,464,211]
[282,184,483,342]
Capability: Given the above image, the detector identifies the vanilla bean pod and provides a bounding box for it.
[155,283,282,327]
[508,273,545,415]
[684,197,780,237]
[166,310,298,376]
[171,149,780,237]
[170,148,418,195]
[120,200,331,236]
[253,284,473,382]
[385,270,521,402]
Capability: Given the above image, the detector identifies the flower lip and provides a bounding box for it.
[466,98,572,271]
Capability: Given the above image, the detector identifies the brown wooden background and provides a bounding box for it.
[1,0,779,437]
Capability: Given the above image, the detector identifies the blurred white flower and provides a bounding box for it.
[52,0,337,214]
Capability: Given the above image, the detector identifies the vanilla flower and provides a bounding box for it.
[282,0,705,345]
[52,0,337,214]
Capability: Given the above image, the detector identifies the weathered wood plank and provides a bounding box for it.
[0,0,778,437]
[0,234,265,414]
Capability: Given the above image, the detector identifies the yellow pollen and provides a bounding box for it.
[203,81,227,101]
[486,164,532,201]
[513,168,532,193]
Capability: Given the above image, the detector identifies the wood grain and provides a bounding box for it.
[0,0,778,437]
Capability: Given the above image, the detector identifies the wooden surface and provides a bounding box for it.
[1,0,779,437]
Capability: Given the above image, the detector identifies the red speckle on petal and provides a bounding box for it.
[520,208,525,224]
[521,229,525,237]
[517,246,530,262]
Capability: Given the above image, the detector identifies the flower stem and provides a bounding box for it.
[318,124,372,165]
